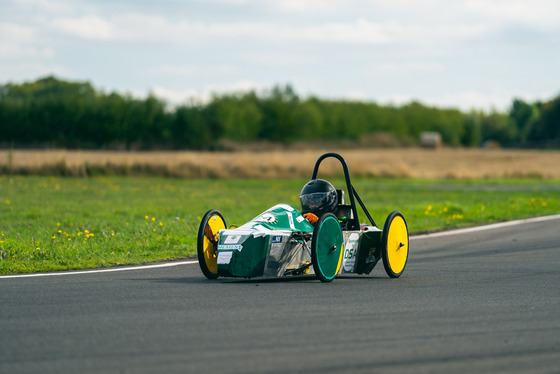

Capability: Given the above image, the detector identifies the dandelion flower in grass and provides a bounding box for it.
[151,217,156,222]
[145,215,149,220]
[159,222,163,226]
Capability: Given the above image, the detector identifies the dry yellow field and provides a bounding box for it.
[2,148,560,179]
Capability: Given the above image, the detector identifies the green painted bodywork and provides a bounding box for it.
[217,204,313,277]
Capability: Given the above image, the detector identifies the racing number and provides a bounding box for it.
[342,234,359,272]
[344,246,356,260]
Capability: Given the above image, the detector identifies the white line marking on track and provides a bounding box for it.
[411,214,560,240]
[0,260,198,279]
[2,214,559,279]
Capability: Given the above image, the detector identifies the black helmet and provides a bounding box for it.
[300,179,338,216]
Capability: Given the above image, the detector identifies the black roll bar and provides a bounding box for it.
[311,152,377,228]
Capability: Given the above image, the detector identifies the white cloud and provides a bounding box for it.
[0,44,54,60]
[205,80,259,95]
[0,61,72,83]
[6,0,75,17]
[372,89,518,112]
[147,65,198,77]
[350,0,560,30]
[43,14,494,49]
[50,15,115,40]
[0,22,34,42]
[372,62,445,74]
[272,0,344,14]
[425,91,514,112]
[305,19,490,46]
[238,52,312,66]
[144,80,259,107]
[148,83,520,113]
[343,91,367,101]
[302,19,395,45]
[1,0,559,111]
[147,86,202,106]
[377,93,417,107]
[147,64,238,77]
[35,0,543,50]
[0,22,54,59]
[465,0,560,31]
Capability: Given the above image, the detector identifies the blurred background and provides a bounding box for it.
[1,0,559,151]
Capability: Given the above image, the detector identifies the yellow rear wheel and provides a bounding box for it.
[381,211,409,278]
[197,209,226,279]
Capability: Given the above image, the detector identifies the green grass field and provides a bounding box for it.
[1,175,559,274]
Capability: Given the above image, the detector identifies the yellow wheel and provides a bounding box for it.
[197,209,226,279]
[381,211,409,278]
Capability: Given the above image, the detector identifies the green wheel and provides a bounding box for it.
[197,209,226,279]
[311,213,344,282]
[381,211,409,278]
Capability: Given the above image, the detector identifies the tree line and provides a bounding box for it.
[1,76,558,149]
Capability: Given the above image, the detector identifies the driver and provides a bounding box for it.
[300,179,338,225]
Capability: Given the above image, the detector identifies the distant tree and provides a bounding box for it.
[528,95,560,145]
[258,84,298,142]
[480,111,518,145]
[509,98,539,142]
[213,92,262,141]
[461,112,482,147]
[171,104,216,149]
[292,97,325,139]
[1,76,559,150]
[0,76,97,146]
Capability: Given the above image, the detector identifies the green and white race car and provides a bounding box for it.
[197,153,409,282]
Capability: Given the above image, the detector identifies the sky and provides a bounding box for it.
[1,0,559,111]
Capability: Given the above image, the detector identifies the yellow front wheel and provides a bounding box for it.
[197,209,226,279]
[381,211,409,278]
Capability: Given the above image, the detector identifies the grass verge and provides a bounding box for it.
[1,176,559,274]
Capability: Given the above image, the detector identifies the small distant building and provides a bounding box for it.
[420,132,442,149]
[482,140,501,150]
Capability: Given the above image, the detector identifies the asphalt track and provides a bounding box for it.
[1,216,559,373]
